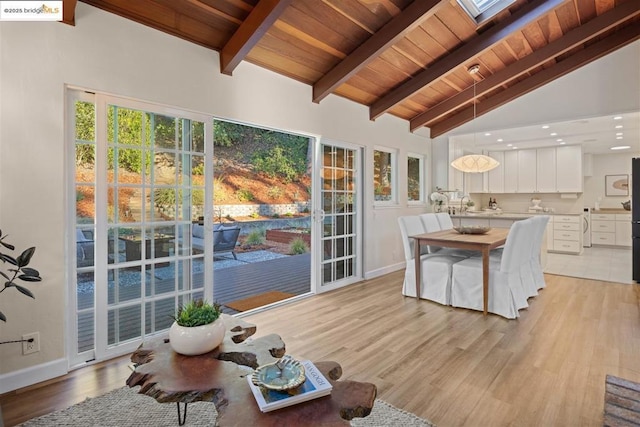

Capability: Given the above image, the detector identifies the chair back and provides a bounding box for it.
[397,216,427,261]
[435,213,454,230]
[531,215,550,256]
[419,213,441,232]
[499,218,534,273]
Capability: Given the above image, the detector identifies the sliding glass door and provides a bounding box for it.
[69,90,213,365]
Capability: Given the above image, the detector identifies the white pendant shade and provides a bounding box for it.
[451,154,499,173]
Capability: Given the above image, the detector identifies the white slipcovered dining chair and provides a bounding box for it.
[421,213,476,258]
[450,218,532,319]
[398,216,468,305]
[530,215,550,292]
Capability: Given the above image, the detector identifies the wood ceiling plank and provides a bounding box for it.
[433,2,478,42]
[184,0,243,25]
[272,20,346,60]
[292,0,370,45]
[536,8,564,43]
[334,83,377,105]
[521,21,549,51]
[410,0,640,131]
[393,39,433,68]
[62,0,77,25]
[322,0,394,34]
[595,0,616,16]
[553,1,581,34]
[370,0,566,120]
[575,0,597,24]
[256,28,338,72]
[377,48,424,77]
[312,0,447,103]
[404,25,447,62]
[359,58,413,89]
[220,0,292,75]
[476,49,505,74]
[247,45,322,84]
[420,14,462,51]
[489,42,520,66]
[428,23,640,138]
[505,32,535,59]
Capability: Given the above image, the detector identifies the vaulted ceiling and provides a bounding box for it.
[63,0,640,138]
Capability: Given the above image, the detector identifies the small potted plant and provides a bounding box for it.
[466,200,476,211]
[169,299,225,356]
[0,229,41,322]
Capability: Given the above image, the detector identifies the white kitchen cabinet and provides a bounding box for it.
[591,213,630,247]
[455,218,490,228]
[550,215,582,254]
[615,214,632,247]
[468,169,487,193]
[547,217,554,251]
[503,151,518,193]
[556,145,582,192]
[487,151,504,193]
[536,147,556,193]
[517,149,537,193]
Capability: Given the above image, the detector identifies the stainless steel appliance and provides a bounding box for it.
[583,207,591,247]
[633,157,639,283]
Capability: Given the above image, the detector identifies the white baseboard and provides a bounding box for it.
[365,261,405,280]
[0,358,68,394]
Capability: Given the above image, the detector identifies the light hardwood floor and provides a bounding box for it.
[2,271,639,426]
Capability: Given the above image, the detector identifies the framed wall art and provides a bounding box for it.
[605,174,629,196]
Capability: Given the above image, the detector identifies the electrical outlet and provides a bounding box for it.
[22,332,40,355]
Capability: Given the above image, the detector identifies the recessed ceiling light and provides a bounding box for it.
[615,125,623,129]
[616,132,623,136]
[613,116,623,120]
[484,133,491,136]
[497,138,504,142]
[550,132,557,136]
[616,136,623,140]
[512,146,518,149]
[507,143,513,147]
[611,145,630,150]
[559,142,566,145]
[556,139,563,142]
[542,125,549,129]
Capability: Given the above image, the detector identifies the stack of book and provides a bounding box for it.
[247,360,333,412]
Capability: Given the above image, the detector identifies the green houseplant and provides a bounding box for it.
[169,299,225,356]
[0,229,41,322]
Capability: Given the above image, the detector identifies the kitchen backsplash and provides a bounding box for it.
[467,193,585,214]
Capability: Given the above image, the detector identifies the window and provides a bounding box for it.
[373,147,397,204]
[457,0,514,24]
[407,153,425,204]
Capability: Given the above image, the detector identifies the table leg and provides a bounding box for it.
[176,402,188,426]
[482,247,489,315]
[414,239,421,299]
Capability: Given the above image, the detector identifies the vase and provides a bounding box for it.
[169,317,225,356]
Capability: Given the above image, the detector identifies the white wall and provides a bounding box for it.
[431,40,640,188]
[0,4,430,388]
[584,152,639,209]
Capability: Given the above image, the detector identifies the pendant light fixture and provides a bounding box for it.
[450,65,499,174]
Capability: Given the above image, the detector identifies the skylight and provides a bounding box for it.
[457,0,515,24]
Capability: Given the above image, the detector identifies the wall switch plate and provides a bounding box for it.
[22,332,40,355]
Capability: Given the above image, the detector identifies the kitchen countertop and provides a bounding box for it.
[450,211,582,219]
[592,208,631,214]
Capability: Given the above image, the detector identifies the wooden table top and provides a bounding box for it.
[126,314,377,426]
[411,228,509,246]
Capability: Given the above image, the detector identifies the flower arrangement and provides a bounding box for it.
[429,191,448,206]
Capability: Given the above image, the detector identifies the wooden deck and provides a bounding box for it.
[76,253,311,352]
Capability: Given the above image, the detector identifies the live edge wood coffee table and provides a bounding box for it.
[126,314,377,426]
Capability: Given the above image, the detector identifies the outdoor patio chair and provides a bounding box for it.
[76,229,95,268]
[192,224,240,260]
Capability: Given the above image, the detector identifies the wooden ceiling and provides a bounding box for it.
[66,0,640,137]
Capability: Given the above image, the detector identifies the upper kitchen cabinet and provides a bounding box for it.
[555,145,583,192]
[536,147,557,193]
[503,150,519,193]
[487,151,504,193]
[517,149,537,193]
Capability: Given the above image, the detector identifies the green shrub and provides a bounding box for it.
[172,299,221,327]
[272,213,280,218]
[267,186,283,199]
[244,229,265,245]
[235,189,254,202]
[288,237,309,255]
[252,146,306,183]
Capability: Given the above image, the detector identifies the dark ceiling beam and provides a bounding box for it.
[220,0,292,75]
[369,0,565,121]
[410,1,640,132]
[61,0,77,25]
[428,24,640,138]
[312,0,447,103]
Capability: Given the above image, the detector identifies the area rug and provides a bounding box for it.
[224,290,295,312]
[604,374,640,426]
[19,386,435,426]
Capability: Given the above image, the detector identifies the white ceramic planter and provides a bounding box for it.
[169,317,225,356]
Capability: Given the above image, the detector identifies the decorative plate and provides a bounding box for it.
[251,355,306,391]
[454,226,491,235]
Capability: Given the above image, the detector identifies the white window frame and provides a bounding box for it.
[457,0,515,24]
[373,146,398,207]
[407,152,425,205]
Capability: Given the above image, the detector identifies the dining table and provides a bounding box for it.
[411,228,510,315]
